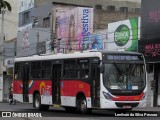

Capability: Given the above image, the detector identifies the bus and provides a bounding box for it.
[13,51,147,113]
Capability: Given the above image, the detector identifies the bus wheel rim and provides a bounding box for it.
[35,98,39,108]
[81,100,87,111]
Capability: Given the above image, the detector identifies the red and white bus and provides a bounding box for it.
[13,51,147,113]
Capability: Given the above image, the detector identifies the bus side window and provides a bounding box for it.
[76,59,89,79]
[30,61,42,79]
[63,60,76,79]
[14,63,22,80]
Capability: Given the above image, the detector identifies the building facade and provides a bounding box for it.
[138,0,160,107]
[0,0,20,102]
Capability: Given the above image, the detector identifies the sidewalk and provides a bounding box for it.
[133,107,160,112]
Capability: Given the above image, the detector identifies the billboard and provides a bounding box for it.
[17,28,51,57]
[57,7,93,53]
[141,0,160,39]
[139,0,160,62]
[107,17,140,51]
[82,33,103,50]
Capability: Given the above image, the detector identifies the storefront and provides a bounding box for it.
[3,58,14,102]
[139,39,160,107]
[139,0,160,107]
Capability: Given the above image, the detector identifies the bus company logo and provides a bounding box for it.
[114,24,130,46]
[40,82,46,95]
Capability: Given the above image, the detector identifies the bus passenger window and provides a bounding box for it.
[76,59,89,79]
[14,63,22,80]
[42,61,51,79]
[63,60,76,79]
[30,61,42,79]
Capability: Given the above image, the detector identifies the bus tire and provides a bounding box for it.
[76,97,92,114]
[34,93,41,111]
[34,93,49,111]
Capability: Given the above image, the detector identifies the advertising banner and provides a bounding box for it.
[57,7,93,53]
[82,33,103,50]
[139,39,160,63]
[107,17,140,51]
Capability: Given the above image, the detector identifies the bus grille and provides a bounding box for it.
[115,102,139,108]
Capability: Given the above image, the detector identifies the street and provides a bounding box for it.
[0,102,160,120]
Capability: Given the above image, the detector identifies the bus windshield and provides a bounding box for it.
[103,63,145,91]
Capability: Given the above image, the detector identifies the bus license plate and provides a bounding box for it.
[123,106,131,108]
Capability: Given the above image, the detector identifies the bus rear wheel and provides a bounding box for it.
[34,93,49,111]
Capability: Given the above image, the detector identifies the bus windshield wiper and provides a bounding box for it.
[113,62,123,75]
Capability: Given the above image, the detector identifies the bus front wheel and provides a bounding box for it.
[76,97,92,113]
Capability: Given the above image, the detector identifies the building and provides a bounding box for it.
[0,0,20,102]
[138,0,160,107]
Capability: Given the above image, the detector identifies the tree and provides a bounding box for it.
[0,0,12,47]
[0,0,12,14]
[0,0,12,43]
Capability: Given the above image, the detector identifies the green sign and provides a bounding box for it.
[114,25,130,46]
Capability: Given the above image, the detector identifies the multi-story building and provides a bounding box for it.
[0,0,20,102]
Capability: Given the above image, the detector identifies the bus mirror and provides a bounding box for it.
[100,65,105,73]
[146,64,150,73]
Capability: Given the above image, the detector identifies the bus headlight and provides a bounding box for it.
[141,92,147,101]
[102,91,112,100]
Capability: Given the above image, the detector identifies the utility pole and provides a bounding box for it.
[0,9,4,102]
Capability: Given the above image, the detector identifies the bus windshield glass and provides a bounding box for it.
[103,63,145,91]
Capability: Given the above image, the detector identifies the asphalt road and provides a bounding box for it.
[0,102,159,120]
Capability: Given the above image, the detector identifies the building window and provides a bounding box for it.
[135,8,141,14]
[107,6,115,12]
[22,11,30,25]
[120,7,128,13]
[43,17,50,28]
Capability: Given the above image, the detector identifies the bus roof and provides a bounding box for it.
[14,50,142,62]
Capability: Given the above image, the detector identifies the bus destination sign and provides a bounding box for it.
[107,55,140,61]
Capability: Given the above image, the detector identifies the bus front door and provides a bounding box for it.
[91,63,100,108]
[52,64,61,104]
[22,63,29,102]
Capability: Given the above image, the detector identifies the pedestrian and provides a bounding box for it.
[9,90,13,105]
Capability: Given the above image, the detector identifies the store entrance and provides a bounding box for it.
[153,63,160,107]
